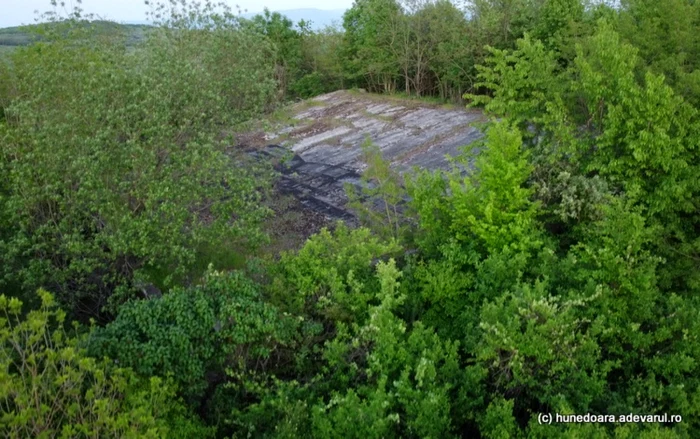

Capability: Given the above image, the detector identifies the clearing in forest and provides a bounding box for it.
[242,90,485,229]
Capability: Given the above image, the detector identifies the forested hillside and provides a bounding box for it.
[1,0,699,437]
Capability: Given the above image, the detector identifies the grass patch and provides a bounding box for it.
[297,98,328,109]
[347,88,463,110]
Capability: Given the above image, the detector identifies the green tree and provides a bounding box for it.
[531,0,585,59]
[421,0,474,100]
[269,223,401,322]
[464,19,700,435]
[0,290,211,438]
[468,0,538,50]
[312,260,461,438]
[297,25,346,96]
[406,122,544,345]
[617,0,700,104]
[88,269,295,404]
[342,0,403,92]
[0,3,277,320]
[472,21,700,289]
[245,9,306,98]
[346,138,408,241]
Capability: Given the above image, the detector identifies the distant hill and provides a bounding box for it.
[0,10,345,55]
[127,9,346,30]
[0,26,39,47]
[0,21,151,54]
[242,8,346,30]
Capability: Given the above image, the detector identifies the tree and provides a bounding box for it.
[463,20,700,435]
[471,22,700,278]
[342,0,403,92]
[421,0,474,100]
[346,138,408,241]
[468,0,539,50]
[87,269,295,405]
[311,260,461,438]
[406,121,544,344]
[0,290,211,438]
[245,8,305,98]
[0,3,277,320]
[617,0,700,104]
[297,25,346,96]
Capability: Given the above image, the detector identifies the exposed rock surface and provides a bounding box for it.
[246,90,486,223]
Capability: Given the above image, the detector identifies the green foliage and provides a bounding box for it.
[0,290,211,438]
[473,20,700,289]
[572,22,700,218]
[403,165,451,256]
[419,0,475,99]
[289,71,327,98]
[565,200,700,426]
[406,121,541,258]
[617,0,700,104]
[342,0,476,99]
[270,223,401,321]
[299,25,347,94]
[0,3,277,319]
[88,269,294,402]
[531,0,586,58]
[0,57,15,123]
[475,280,606,418]
[3,1,700,437]
[448,122,541,254]
[310,260,462,438]
[244,9,305,98]
[243,9,345,100]
[467,34,563,128]
[468,0,536,50]
[342,0,403,93]
[346,137,408,241]
[460,15,700,437]
[406,121,545,346]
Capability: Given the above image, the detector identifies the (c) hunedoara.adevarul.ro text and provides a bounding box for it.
[537,413,683,425]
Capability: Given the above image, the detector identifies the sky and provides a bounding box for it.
[0,0,354,27]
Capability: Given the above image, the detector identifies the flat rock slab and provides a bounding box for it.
[250,90,486,221]
[252,145,360,223]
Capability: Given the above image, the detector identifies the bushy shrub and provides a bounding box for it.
[0,3,278,320]
[290,71,328,98]
[88,269,296,403]
[0,290,212,438]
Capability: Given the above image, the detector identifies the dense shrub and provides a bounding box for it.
[2,1,699,437]
[0,5,277,320]
[87,270,296,403]
[0,290,212,438]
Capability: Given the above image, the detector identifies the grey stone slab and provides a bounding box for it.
[323,166,355,179]
[255,91,485,221]
[291,126,354,153]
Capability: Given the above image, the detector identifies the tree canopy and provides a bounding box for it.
[1,0,699,437]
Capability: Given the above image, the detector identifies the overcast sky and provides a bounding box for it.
[0,0,354,27]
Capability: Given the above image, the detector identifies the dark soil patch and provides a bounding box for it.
[260,192,334,256]
[232,130,267,149]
